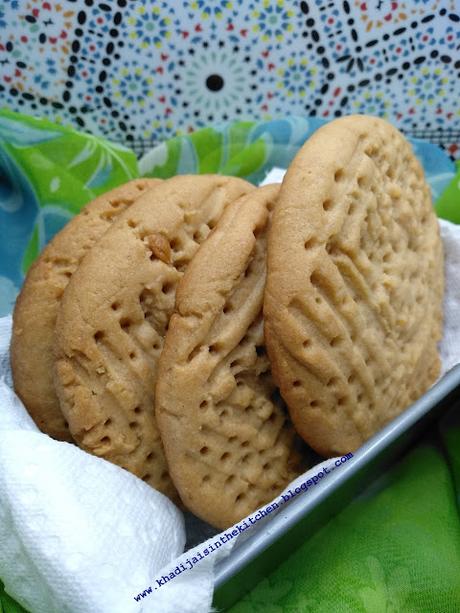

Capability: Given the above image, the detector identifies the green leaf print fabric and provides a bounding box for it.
[229,428,460,613]
[0,109,137,315]
[0,110,459,612]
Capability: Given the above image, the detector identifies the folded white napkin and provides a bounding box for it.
[1,169,459,613]
[0,316,185,613]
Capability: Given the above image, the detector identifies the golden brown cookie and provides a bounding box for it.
[11,178,160,441]
[156,185,307,528]
[264,115,444,456]
[54,175,254,502]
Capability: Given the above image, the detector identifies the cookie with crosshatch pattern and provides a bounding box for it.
[264,115,444,457]
[156,184,308,528]
[11,178,160,442]
[53,175,254,502]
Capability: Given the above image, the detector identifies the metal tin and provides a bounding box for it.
[213,364,460,610]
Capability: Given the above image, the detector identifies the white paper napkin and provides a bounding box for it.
[1,168,460,613]
[0,317,185,613]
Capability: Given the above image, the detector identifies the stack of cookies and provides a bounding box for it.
[11,116,444,529]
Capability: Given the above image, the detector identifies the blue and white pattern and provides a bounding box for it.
[0,0,458,158]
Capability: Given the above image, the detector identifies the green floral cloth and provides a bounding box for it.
[0,110,459,612]
[0,110,137,316]
[230,423,460,613]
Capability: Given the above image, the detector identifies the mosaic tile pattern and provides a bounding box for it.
[0,0,459,158]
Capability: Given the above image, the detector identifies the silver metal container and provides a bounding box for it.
[213,364,460,610]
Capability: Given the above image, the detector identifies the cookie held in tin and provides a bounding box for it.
[54,175,254,502]
[156,185,308,527]
[264,115,444,456]
[11,178,160,441]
